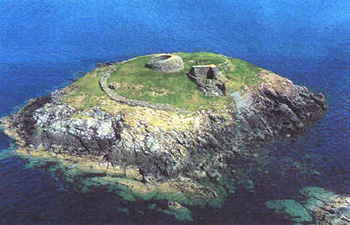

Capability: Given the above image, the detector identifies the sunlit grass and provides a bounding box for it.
[63,52,263,112]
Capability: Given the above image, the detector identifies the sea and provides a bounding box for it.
[0,0,349,224]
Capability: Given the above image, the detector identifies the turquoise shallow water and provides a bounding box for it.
[0,0,349,224]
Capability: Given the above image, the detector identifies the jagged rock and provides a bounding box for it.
[271,187,350,225]
[0,51,328,186]
[315,196,350,225]
[0,53,330,223]
[1,72,326,181]
[231,92,253,110]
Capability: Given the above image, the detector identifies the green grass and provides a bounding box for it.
[224,58,263,91]
[62,66,109,110]
[64,52,263,112]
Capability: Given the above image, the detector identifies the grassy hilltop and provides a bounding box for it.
[63,52,264,112]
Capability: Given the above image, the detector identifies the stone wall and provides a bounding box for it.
[99,65,188,113]
[188,65,226,96]
[145,54,184,73]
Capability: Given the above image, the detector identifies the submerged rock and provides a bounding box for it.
[266,187,350,225]
[266,199,313,223]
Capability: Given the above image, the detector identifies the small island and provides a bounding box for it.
[1,52,328,220]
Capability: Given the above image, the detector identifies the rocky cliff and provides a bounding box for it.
[0,52,328,220]
[1,72,326,180]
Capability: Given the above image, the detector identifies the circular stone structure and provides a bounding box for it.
[145,54,184,73]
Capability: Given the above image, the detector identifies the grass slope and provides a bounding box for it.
[63,52,263,112]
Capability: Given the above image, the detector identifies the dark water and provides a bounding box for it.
[0,0,349,224]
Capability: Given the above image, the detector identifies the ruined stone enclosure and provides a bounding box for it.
[188,65,226,96]
[146,54,184,73]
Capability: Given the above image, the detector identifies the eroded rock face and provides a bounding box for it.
[188,65,226,96]
[2,72,327,182]
[31,104,122,157]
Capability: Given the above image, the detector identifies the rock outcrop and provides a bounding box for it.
[0,53,329,222]
[1,70,327,182]
[0,52,330,222]
[315,196,350,225]
[266,187,350,225]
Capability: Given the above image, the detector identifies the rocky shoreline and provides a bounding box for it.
[1,74,326,181]
[0,53,329,221]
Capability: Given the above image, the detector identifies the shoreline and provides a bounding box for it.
[0,52,328,221]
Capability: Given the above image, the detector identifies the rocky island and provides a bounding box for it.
[1,52,328,220]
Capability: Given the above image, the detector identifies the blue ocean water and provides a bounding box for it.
[0,0,349,224]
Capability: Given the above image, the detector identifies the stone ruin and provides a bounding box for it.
[146,54,184,73]
[188,65,226,96]
[145,54,226,96]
